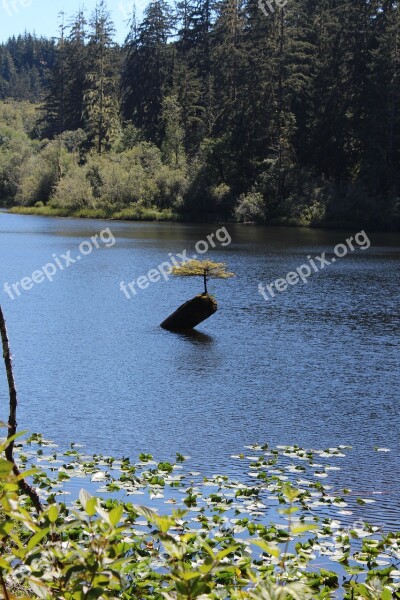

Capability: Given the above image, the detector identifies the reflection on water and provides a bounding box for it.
[0,213,399,528]
[173,329,214,345]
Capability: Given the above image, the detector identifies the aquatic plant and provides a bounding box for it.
[0,434,399,599]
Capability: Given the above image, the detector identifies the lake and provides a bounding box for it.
[0,211,399,528]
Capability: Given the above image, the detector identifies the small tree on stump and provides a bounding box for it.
[172,259,235,295]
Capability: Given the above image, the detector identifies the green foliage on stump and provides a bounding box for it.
[172,260,235,294]
[172,259,235,279]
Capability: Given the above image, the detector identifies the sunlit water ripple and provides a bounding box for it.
[0,212,399,529]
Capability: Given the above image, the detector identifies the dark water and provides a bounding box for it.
[0,212,399,527]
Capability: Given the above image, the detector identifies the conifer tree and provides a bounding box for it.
[84,0,120,154]
[65,9,88,132]
[122,0,173,143]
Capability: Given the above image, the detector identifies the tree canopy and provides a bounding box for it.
[172,259,235,294]
[0,0,399,229]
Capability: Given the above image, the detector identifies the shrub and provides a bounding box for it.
[86,154,148,209]
[115,123,144,151]
[154,164,188,209]
[235,191,266,223]
[50,164,95,210]
[16,141,74,206]
[0,123,35,200]
[211,183,231,204]
[48,144,188,214]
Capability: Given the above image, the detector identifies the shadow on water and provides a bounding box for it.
[173,329,214,345]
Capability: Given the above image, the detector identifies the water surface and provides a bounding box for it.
[0,212,399,527]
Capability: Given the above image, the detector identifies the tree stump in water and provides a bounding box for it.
[161,294,218,331]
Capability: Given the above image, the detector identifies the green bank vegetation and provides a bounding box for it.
[1,0,400,228]
[0,102,186,221]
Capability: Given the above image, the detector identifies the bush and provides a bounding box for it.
[154,164,188,209]
[49,143,188,214]
[115,123,143,151]
[235,191,266,223]
[211,183,231,204]
[0,119,36,201]
[50,165,95,210]
[16,141,74,206]
[85,152,156,210]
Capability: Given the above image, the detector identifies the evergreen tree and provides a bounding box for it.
[1,0,400,227]
[161,94,186,166]
[42,15,68,138]
[363,1,400,198]
[172,0,205,154]
[65,9,88,132]
[84,0,120,154]
[0,48,17,99]
[122,0,174,143]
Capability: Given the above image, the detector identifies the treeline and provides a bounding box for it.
[0,34,56,101]
[1,0,399,229]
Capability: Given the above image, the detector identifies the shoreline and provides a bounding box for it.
[4,205,399,233]
[7,205,181,222]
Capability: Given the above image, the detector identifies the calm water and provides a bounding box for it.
[0,212,399,527]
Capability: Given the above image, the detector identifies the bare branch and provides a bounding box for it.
[0,305,43,513]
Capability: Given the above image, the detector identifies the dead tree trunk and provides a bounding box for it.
[0,305,42,513]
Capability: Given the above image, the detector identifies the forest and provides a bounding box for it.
[0,0,399,229]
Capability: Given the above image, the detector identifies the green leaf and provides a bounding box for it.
[3,482,18,492]
[282,484,300,502]
[155,515,174,534]
[27,528,50,552]
[216,545,239,562]
[85,587,106,599]
[279,506,300,515]
[133,504,160,524]
[16,468,38,481]
[291,524,320,534]
[181,571,202,581]
[109,505,124,527]
[133,504,173,533]
[79,488,92,510]
[0,556,10,569]
[3,431,27,447]
[0,459,13,477]
[199,560,214,575]
[0,521,14,538]
[47,504,58,523]
[251,539,280,558]
[202,542,216,560]
[86,496,98,517]
[29,581,50,599]
[96,505,112,524]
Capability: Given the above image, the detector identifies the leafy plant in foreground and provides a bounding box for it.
[1,435,399,599]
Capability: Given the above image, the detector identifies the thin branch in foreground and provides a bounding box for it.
[0,305,43,513]
[0,570,10,600]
